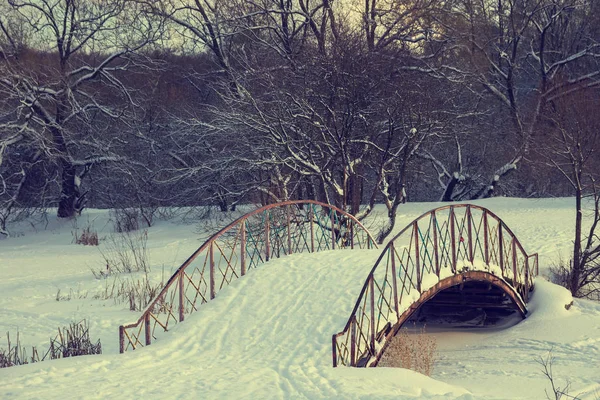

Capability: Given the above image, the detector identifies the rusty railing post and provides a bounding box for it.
[512,237,518,284]
[432,211,440,276]
[467,205,473,262]
[309,206,315,252]
[498,224,505,276]
[413,222,422,292]
[179,272,185,321]
[369,275,376,355]
[265,211,270,262]
[145,313,151,346]
[287,205,292,254]
[350,221,354,249]
[450,207,457,274]
[332,335,337,367]
[210,241,216,300]
[331,210,336,250]
[390,243,400,319]
[240,220,246,276]
[524,256,530,302]
[350,315,357,367]
[119,325,125,353]
[483,211,489,266]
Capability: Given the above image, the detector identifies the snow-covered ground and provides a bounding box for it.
[1,198,599,399]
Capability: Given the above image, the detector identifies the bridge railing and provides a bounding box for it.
[119,200,376,353]
[332,204,538,367]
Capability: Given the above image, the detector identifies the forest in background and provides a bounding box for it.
[1,0,600,240]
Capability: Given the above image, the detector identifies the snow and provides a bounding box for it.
[1,198,599,399]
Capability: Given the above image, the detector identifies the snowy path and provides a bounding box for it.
[1,250,469,399]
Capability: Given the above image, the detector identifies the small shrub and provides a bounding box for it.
[378,325,437,376]
[73,226,99,246]
[111,208,141,233]
[549,256,572,290]
[93,229,149,277]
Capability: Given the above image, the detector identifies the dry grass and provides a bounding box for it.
[378,325,437,376]
[94,272,163,311]
[0,320,101,369]
[92,229,149,278]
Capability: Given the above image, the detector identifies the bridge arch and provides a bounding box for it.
[332,204,538,368]
[119,200,376,353]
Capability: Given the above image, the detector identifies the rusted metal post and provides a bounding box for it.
[483,211,489,266]
[179,272,185,321]
[413,222,421,292]
[432,211,440,276]
[119,325,125,354]
[350,222,354,249]
[265,212,270,262]
[240,221,246,276]
[467,206,473,262]
[350,316,357,367]
[499,225,505,275]
[330,211,336,250]
[390,243,400,319]
[287,205,292,254]
[512,237,518,284]
[145,313,151,346]
[524,257,530,302]
[450,207,457,274]
[369,275,376,355]
[332,335,337,368]
[309,207,315,252]
[535,254,539,276]
[210,241,216,300]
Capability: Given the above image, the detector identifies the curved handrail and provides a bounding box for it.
[332,204,538,368]
[119,200,377,353]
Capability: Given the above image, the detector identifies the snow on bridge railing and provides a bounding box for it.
[332,204,539,368]
[119,200,377,353]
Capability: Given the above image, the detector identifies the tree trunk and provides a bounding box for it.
[57,161,78,218]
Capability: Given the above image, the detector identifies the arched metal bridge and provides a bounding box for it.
[118,200,376,353]
[332,204,538,368]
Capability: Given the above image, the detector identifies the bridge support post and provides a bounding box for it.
[390,244,400,319]
[369,276,375,356]
[179,272,185,321]
[350,316,357,366]
[145,313,151,346]
[287,205,292,254]
[210,242,216,300]
[483,212,489,266]
[512,238,518,284]
[499,225,504,275]
[413,222,421,292]
[309,207,315,252]
[450,207,457,274]
[119,325,125,354]
[331,211,336,250]
[241,221,246,276]
[467,206,474,262]
[265,212,270,262]
[432,211,440,276]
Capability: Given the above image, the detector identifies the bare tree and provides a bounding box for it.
[539,88,600,299]
[0,0,157,218]
[421,0,600,201]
